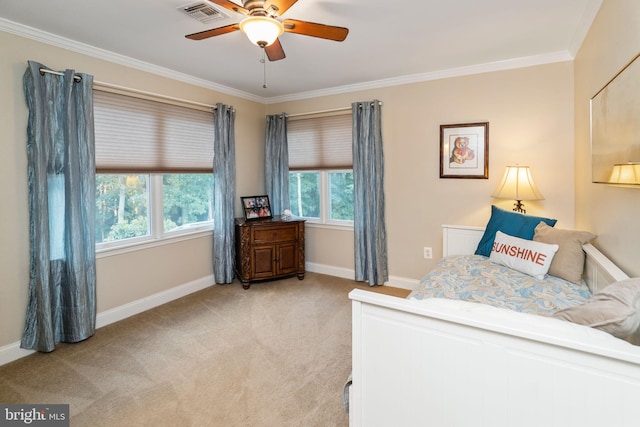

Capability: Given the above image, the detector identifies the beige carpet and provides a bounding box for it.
[0,273,409,426]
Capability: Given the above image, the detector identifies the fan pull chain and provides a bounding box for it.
[261,49,267,89]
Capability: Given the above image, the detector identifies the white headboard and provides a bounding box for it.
[442,224,484,257]
[441,224,629,293]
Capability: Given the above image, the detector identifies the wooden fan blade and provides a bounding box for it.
[282,19,348,41]
[185,23,240,40]
[265,38,286,61]
[264,0,298,17]
[207,0,248,15]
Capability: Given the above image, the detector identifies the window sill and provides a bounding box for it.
[304,221,354,232]
[96,228,213,259]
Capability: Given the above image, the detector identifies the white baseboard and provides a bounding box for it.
[306,262,418,291]
[95,274,215,329]
[306,262,355,280]
[0,344,35,367]
[385,276,419,291]
[0,267,417,366]
[0,274,215,367]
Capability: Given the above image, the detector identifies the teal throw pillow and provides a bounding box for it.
[474,205,557,257]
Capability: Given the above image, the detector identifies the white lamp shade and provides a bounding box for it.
[239,16,284,47]
[608,163,640,184]
[492,166,544,201]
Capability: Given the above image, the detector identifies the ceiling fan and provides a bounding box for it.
[185,0,349,61]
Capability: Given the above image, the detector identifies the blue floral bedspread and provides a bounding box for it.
[408,255,592,316]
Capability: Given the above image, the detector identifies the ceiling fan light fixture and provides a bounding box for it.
[239,16,284,47]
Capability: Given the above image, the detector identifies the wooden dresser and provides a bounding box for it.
[234,218,305,289]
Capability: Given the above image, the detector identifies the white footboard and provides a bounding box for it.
[350,290,640,427]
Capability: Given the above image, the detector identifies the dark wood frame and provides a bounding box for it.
[241,195,273,221]
[440,122,489,179]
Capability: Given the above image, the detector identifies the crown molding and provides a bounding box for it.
[1,16,578,106]
[266,51,573,104]
[0,17,266,104]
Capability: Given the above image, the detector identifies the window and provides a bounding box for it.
[288,170,354,222]
[287,113,353,225]
[94,89,214,250]
[162,174,213,233]
[96,174,148,244]
[289,171,320,218]
[328,170,354,221]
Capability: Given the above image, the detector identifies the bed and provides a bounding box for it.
[348,222,640,427]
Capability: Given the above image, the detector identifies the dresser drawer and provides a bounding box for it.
[252,225,297,244]
[235,218,305,289]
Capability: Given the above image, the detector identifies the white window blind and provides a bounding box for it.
[288,113,352,170]
[94,90,214,173]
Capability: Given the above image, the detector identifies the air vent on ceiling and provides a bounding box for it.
[178,1,229,25]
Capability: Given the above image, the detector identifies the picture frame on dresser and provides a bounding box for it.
[241,195,272,220]
[440,122,489,179]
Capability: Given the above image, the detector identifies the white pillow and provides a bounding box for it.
[489,231,559,280]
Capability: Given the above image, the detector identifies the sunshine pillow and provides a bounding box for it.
[475,205,557,257]
[489,231,559,280]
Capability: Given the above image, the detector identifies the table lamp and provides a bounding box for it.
[492,165,543,213]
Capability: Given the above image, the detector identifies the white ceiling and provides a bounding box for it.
[0,0,602,103]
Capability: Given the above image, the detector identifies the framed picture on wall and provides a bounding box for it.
[440,122,489,179]
[241,195,272,221]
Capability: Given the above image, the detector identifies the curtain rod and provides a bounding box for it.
[286,101,383,118]
[94,81,221,111]
[39,68,82,82]
[39,68,229,112]
[286,106,350,118]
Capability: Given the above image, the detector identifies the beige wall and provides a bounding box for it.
[0,31,265,348]
[574,0,640,277]
[269,61,576,282]
[0,27,579,350]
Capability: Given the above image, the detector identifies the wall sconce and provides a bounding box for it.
[608,162,640,185]
[492,165,544,213]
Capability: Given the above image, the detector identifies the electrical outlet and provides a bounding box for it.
[423,247,433,259]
